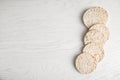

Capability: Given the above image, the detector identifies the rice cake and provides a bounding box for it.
[83,7,108,28]
[84,29,106,46]
[83,43,104,63]
[75,53,97,74]
[89,24,109,41]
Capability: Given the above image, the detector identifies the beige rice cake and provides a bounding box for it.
[75,53,97,74]
[84,29,106,46]
[89,24,109,41]
[83,7,108,28]
[83,43,104,63]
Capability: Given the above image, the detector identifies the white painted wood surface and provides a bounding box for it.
[0,0,120,80]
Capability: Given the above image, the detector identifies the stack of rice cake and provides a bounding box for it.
[75,7,109,74]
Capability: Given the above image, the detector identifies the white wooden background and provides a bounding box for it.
[0,0,120,80]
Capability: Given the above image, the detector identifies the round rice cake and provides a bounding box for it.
[84,29,106,46]
[83,43,104,63]
[89,24,109,41]
[75,53,97,74]
[83,7,108,28]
